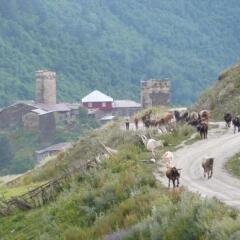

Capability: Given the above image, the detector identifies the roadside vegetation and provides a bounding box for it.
[1,121,240,239]
[225,153,240,178]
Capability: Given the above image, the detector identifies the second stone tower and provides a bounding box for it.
[35,70,56,105]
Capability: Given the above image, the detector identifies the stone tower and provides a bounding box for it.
[141,79,171,108]
[36,70,56,105]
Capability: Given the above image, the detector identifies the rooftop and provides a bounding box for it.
[35,142,72,155]
[100,115,116,121]
[82,90,113,103]
[113,100,141,108]
[0,101,81,113]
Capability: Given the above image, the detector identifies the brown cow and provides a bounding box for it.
[202,157,214,179]
[197,121,208,139]
[199,110,211,122]
[166,167,181,188]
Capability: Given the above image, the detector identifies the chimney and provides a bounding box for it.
[36,70,56,105]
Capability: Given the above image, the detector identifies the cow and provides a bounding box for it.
[141,112,150,128]
[174,110,181,122]
[202,157,214,179]
[232,116,240,134]
[224,113,232,128]
[199,110,211,122]
[140,135,164,157]
[166,167,180,188]
[197,121,208,139]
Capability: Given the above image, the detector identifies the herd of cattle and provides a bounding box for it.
[136,109,215,188]
[134,109,239,188]
[138,109,211,139]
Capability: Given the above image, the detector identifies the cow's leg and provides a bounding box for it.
[177,178,179,187]
[168,178,170,188]
[172,179,175,188]
[203,169,206,178]
[234,126,236,134]
[210,168,213,178]
[152,149,155,157]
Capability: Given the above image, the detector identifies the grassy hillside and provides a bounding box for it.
[0,0,240,106]
[0,122,240,239]
[194,62,240,119]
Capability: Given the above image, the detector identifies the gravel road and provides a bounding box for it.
[157,122,240,209]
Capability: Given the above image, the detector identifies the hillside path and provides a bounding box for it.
[156,122,240,209]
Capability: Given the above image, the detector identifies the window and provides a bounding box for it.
[88,102,92,108]
[102,102,106,107]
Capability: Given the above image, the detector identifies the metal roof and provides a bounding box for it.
[113,100,141,108]
[100,115,116,121]
[1,101,80,113]
[31,109,49,115]
[35,142,72,154]
[82,90,113,103]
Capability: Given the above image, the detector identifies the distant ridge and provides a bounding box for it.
[0,0,240,106]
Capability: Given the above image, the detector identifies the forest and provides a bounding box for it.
[0,0,240,106]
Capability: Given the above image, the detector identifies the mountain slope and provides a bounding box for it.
[195,62,240,118]
[0,0,240,106]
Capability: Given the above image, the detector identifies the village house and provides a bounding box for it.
[112,100,141,117]
[35,142,72,162]
[82,90,113,111]
[82,90,142,119]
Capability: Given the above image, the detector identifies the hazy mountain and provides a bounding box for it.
[0,0,240,106]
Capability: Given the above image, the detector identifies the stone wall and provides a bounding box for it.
[36,70,56,105]
[23,112,39,130]
[0,103,36,128]
[39,112,56,144]
[141,80,171,108]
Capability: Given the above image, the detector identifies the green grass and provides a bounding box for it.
[0,181,46,199]
[0,124,240,239]
[225,153,240,178]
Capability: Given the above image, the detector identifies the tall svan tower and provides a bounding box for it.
[36,70,56,105]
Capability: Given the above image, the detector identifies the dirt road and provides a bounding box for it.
[157,122,240,209]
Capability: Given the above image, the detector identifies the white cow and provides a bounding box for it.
[140,135,164,156]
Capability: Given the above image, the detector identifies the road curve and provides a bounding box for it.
[157,123,240,209]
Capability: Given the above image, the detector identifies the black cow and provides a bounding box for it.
[166,167,181,188]
[197,121,208,139]
[232,116,240,134]
[224,113,232,128]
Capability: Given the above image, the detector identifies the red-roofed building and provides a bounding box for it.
[82,90,113,111]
